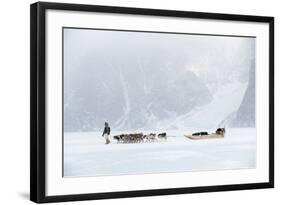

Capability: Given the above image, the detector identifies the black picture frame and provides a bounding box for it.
[30,1,274,203]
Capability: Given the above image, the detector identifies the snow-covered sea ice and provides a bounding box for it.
[64,128,256,177]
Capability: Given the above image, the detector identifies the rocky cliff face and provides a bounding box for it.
[64,58,213,131]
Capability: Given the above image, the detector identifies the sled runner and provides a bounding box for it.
[184,133,224,140]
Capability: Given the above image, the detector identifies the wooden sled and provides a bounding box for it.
[184,133,224,140]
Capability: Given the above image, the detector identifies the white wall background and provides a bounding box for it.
[0,0,279,204]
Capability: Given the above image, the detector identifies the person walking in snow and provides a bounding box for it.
[102,122,111,144]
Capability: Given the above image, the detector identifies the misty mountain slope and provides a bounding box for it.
[229,63,255,127]
[64,62,213,131]
[156,82,247,130]
[63,28,255,132]
[219,60,255,128]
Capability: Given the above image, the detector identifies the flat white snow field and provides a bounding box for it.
[64,128,256,177]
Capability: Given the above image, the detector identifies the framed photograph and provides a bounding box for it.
[30,2,274,203]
